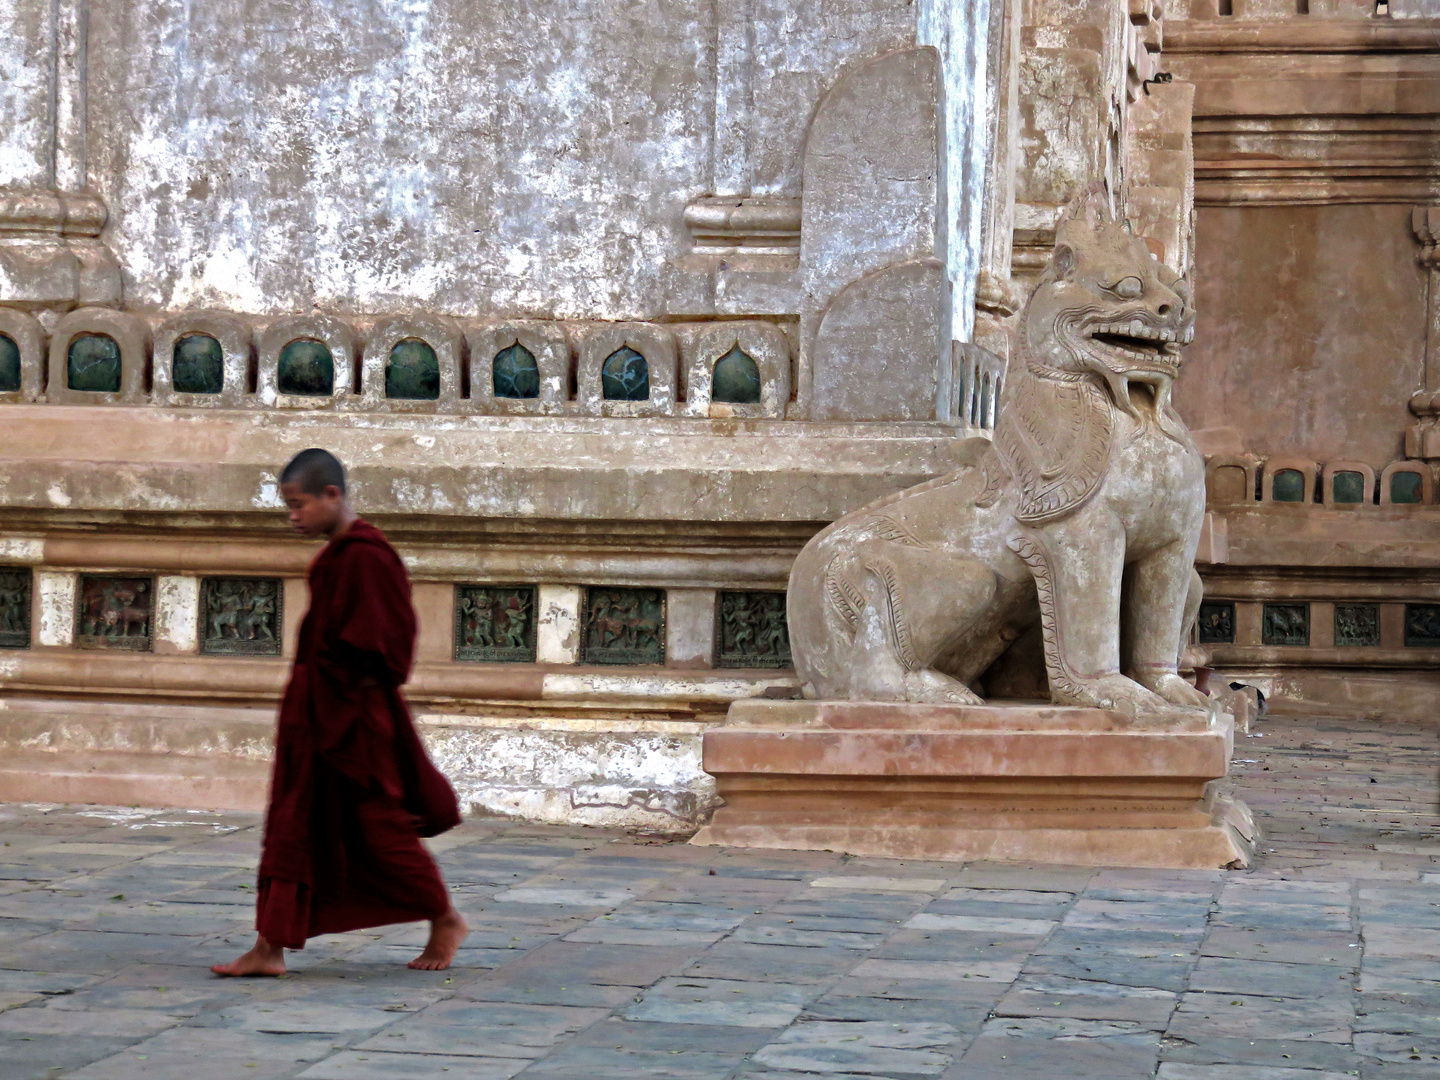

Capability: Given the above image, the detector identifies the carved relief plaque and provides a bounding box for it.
[581,587,665,665]
[76,576,153,650]
[0,568,31,649]
[717,591,791,668]
[1334,604,1380,647]
[1197,601,1235,645]
[1404,604,1440,648]
[1262,603,1309,647]
[455,585,537,663]
[202,578,283,656]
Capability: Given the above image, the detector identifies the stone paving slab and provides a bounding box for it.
[0,713,1429,1076]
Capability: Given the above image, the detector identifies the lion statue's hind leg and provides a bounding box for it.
[790,534,996,704]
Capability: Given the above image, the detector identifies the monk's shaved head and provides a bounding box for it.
[281,448,347,496]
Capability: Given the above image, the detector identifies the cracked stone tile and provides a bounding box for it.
[993,974,1178,1023]
[1189,958,1357,999]
[947,1016,1161,1079]
[1169,992,1354,1044]
[904,913,1056,936]
[685,941,866,983]
[492,887,637,907]
[752,1019,955,1078]
[1200,929,1359,967]
[622,976,814,1027]
[809,877,948,893]
[63,1027,338,1080]
[1157,1065,1354,1079]
[849,958,1022,985]
[1022,951,1194,992]
[354,999,609,1057]
[298,1050,528,1079]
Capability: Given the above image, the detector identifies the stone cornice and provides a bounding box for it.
[1165,18,1440,55]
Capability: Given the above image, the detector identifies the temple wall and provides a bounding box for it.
[9,0,1430,825]
[1179,204,1427,465]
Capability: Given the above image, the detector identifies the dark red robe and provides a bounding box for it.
[257,518,461,949]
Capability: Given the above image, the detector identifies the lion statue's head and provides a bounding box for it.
[1025,190,1195,416]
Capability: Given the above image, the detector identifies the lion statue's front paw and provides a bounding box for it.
[1059,673,1169,717]
[903,669,983,706]
[1133,671,1212,712]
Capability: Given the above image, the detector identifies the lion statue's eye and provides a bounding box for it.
[1108,276,1144,300]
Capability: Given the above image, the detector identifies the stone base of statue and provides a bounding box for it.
[690,700,1255,869]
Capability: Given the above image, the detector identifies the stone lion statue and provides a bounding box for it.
[788,192,1211,719]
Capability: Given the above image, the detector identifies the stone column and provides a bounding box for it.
[1406,206,1440,461]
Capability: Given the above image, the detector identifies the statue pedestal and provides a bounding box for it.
[690,700,1255,869]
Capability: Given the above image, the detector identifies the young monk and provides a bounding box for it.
[213,448,468,976]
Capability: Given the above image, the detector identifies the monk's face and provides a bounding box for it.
[281,482,346,538]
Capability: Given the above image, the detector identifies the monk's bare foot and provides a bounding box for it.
[211,936,285,977]
[409,909,468,970]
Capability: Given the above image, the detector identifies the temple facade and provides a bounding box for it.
[0,0,1434,830]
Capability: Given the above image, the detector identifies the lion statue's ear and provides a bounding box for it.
[1053,244,1077,280]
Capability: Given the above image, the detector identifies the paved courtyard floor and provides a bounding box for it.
[0,712,1433,1079]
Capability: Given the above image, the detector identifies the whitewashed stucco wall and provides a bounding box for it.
[79,0,923,320]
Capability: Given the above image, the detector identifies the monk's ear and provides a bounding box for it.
[323,484,343,500]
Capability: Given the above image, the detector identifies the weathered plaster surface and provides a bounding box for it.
[154,575,199,654]
[421,720,717,832]
[36,571,76,648]
[0,538,44,564]
[0,0,53,188]
[85,0,921,319]
[535,584,582,664]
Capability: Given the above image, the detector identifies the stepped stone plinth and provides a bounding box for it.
[691,699,1255,869]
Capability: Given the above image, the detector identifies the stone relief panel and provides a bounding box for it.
[201,578,282,657]
[76,576,152,651]
[1334,604,1380,648]
[716,591,791,669]
[1404,604,1440,648]
[581,587,665,666]
[455,585,537,663]
[1262,603,1310,647]
[1197,601,1235,644]
[0,568,31,649]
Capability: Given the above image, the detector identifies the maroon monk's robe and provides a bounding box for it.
[257,518,461,949]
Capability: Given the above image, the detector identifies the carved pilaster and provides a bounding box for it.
[0,190,120,311]
[1405,207,1440,461]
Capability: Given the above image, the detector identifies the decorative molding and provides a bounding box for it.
[683,197,801,258]
[0,190,120,309]
[1165,18,1440,56]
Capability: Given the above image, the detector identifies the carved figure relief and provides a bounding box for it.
[76,576,152,650]
[1404,604,1440,647]
[785,191,1212,719]
[717,591,791,668]
[0,568,31,649]
[455,585,537,662]
[582,587,664,665]
[1334,604,1379,647]
[201,578,282,656]
[1197,601,1235,645]
[1262,603,1309,647]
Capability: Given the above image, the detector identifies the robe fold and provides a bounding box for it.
[257,518,461,949]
